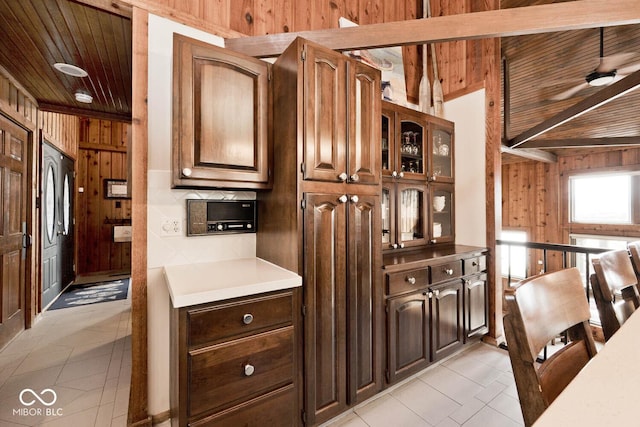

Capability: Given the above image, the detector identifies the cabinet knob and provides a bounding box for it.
[398,171,404,178]
[406,276,416,285]
[350,195,359,203]
[350,173,359,182]
[444,268,454,276]
[338,172,348,181]
[392,243,398,249]
[399,243,405,248]
[244,364,255,376]
[338,195,348,203]
[472,261,478,267]
[430,239,436,244]
[182,168,192,177]
[392,171,398,178]
[242,313,254,325]
[434,289,440,297]
[431,174,437,181]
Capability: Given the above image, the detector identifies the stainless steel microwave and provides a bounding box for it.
[186,200,256,236]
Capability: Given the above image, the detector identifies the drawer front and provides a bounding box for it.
[188,292,293,347]
[464,256,486,275]
[188,326,294,419]
[430,260,462,284]
[190,385,295,427]
[387,268,428,296]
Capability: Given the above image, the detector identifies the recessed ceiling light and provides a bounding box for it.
[586,70,616,87]
[74,90,93,104]
[54,63,88,78]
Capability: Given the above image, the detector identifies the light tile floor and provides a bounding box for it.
[322,342,525,427]
[0,276,131,427]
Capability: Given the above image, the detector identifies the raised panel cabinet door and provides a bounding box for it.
[302,45,348,183]
[348,61,381,185]
[429,182,455,245]
[347,194,382,404]
[431,280,463,361]
[429,118,455,184]
[173,34,271,189]
[386,292,430,384]
[303,193,348,425]
[465,274,489,339]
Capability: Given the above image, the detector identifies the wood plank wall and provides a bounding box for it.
[39,111,79,158]
[76,118,131,274]
[143,0,488,103]
[502,148,640,275]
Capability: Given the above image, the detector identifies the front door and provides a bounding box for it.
[0,114,29,348]
[41,142,74,308]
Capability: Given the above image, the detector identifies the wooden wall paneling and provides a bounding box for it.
[272,0,293,33]
[85,149,102,273]
[76,149,88,273]
[230,0,255,35]
[254,0,276,35]
[401,0,420,104]
[202,0,231,29]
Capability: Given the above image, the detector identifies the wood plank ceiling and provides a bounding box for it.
[501,0,640,162]
[0,0,132,121]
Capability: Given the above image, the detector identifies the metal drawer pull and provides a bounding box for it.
[350,173,359,182]
[444,268,454,275]
[242,313,254,325]
[406,276,416,285]
[472,261,478,267]
[244,364,255,376]
[350,195,359,203]
[338,172,348,181]
[338,195,348,203]
[182,167,192,177]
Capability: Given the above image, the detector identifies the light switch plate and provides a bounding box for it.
[161,219,181,236]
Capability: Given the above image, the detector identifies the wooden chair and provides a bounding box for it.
[503,267,597,427]
[591,249,640,341]
[628,241,640,282]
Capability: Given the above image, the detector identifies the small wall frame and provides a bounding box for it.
[104,179,130,199]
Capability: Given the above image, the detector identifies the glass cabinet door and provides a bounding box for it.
[429,123,454,183]
[381,110,395,177]
[430,184,454,244]
[381,184,396,249]
[397,183,428,248]
[398,119,426,180]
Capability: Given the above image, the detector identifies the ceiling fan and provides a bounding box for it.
[549,28,640,101]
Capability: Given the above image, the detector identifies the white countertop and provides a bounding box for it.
[534,309,640,426]
[164,257,302,308]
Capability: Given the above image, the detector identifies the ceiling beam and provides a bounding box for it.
[518,137,640,149]
[70,0,132,18]
[224,0,640,57]
[500,145,557,163]
[507,69,640,148]
[38,101,132,123]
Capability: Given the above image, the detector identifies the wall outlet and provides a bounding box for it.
[161,219,181,236]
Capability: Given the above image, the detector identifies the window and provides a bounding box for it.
[569,172,639,225]
[571,234,632,279]
[501,230,527,279]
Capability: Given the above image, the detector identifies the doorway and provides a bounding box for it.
[41,141,75,309]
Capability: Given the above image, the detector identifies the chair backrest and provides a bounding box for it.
[628,241,640,281]
[503,267,597,427]
[591,249,640,341]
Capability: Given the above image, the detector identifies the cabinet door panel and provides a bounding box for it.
[303,193,348,423]
[173,34,270,188]
[431,280,463,361]
[303,48,347,182]
[347,195,382,403]
[348,61,380,185]
[387,292,430,383]
[465,274,488,339]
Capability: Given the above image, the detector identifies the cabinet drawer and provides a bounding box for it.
[464,256,486,275]
[188,292,293,347]
[190,385,295,427]
[430,260,462,284]
[387,268,428,296]
[188,326,294,419]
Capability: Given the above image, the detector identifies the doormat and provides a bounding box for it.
[48,278,130,310]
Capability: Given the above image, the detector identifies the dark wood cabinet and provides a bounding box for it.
[386,289,430,384]
[257,38,382,426]
[383,246,488,385]
[170,290,299,427]
[172,34,272,189]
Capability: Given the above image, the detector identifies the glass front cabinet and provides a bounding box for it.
[381,101,455,251]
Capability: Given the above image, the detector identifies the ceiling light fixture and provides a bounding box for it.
[74,90,93,104]
[53,62,88,78]
[585,70,616,87]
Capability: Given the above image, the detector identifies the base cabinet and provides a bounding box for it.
[383,246,488,385]
[170,290,299,427]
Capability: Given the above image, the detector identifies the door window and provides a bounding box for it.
[45,164,56,242]
[63,173,70,234]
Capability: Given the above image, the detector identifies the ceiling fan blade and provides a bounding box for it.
[549,82,590,101]
[616,60,640,76]
[597,52,639,72]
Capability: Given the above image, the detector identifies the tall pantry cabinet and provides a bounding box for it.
[257,38,383,426]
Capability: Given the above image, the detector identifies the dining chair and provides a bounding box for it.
[628,241,640,281]
[591,249,640,341]
[503,267,597,427]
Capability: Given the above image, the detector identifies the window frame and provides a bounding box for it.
[562,165,640,239]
